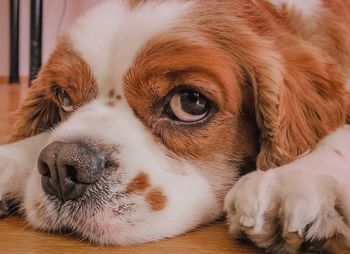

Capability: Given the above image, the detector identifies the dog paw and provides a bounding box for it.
[224,170,350,253]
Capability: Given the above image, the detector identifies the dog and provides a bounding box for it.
[0,0,350,252]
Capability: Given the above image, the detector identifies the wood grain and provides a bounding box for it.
[0,217,261,254]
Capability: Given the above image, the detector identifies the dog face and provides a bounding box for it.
[12,0,349,245]
[22,1,258,244]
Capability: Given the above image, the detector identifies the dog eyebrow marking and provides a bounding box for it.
[126,172,151,193]
[107,89,122,104]
[146,188,167,211]
[108,89,115,98]
[334,149,343,156]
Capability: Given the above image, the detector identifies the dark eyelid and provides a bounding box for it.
[161,84,215,107]
[51,84,74,106]
[51,84,61,95]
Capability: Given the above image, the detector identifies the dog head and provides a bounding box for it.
[11,0,348,245]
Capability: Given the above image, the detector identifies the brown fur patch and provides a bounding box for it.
[123,0,350,183]
[9,38,97,142]
[146,188,167,211]
[116,94,122,100]
[126,172,151,193]
[124,35,257,163]
[190,0,349,169]
[124,35,258,198]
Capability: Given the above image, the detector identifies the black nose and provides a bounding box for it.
[38,141,106,202]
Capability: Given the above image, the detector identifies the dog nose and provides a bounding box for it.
[37,141,106,202]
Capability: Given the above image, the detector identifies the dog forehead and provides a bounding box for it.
[68,0,192,95]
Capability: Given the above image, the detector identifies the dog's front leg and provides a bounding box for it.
[0,132,50,217]
[225,125,350,253]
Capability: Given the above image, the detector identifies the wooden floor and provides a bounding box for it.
[0,82,261,253]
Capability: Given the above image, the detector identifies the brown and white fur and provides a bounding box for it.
[0,0,350,252]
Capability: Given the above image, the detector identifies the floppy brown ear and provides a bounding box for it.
[8,38,97,143]
[9,77,60,143]
[245,42,349,170]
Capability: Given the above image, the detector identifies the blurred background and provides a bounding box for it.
[0,0,103,143]
[0,0,103,84]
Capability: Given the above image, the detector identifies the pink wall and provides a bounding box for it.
[0,0,102,76]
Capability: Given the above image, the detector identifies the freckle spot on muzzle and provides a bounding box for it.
[126,172,151,193]
[108,89,115,98]
[146,188,167,211]
[106,89,122,106]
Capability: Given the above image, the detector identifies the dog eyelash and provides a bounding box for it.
[52,85,75,112]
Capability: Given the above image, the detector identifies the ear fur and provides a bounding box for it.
[9,78,60,143]
[8,38,97,143]
[246,40,349,169]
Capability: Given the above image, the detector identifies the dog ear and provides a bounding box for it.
[8,38,97,143]
[244,42,349,170]
[9,77,60,143]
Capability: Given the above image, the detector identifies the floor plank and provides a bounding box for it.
[0,83,261,253]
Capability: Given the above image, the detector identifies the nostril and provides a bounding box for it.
[38,162,51,177]
[104,159,112,169]
[65,165,78,183]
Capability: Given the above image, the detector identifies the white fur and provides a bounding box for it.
[69,0,192,96]
[268,0,321,16]
[0,133,50,201]
[225,125,350,247]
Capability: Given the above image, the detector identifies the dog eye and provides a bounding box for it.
[168,90,210,122]
[57,89,74,112]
